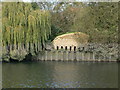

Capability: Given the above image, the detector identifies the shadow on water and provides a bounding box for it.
[2,61,118,88]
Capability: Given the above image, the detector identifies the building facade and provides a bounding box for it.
[52,32,89,51]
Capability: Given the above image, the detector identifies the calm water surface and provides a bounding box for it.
[2,61,118,88]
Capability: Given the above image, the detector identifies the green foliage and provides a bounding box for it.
[89,2,118,43]
[51,2,118,43]
[49,25,62,41]
[31,2,39,10]
[2,2,51,60]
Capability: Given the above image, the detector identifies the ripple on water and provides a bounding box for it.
[2,62,118,88]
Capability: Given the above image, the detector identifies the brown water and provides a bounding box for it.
[2,61,118,88]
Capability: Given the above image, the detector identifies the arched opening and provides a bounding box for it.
[65,46,67,50]
[74,46,76,51]
[57,46,59,50]
[61,46,63,49]
[82,47,84,51]
[70,46,72,51]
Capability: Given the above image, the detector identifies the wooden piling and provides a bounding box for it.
[36,50,116,62]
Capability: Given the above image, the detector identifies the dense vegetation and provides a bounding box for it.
[1,2,118,61]
[2,2,51,61]
[49,2,118,43]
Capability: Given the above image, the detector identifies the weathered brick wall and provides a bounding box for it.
[52,32,89,50]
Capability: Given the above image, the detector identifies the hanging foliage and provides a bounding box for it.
[2,2,51,61]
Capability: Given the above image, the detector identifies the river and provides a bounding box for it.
[2,61,118,88]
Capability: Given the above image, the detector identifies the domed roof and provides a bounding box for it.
[53,32,89,43]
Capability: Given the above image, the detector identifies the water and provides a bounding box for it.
[2,61,118,88]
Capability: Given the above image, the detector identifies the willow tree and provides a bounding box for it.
[2,2,51,61]
[0,3,2,61]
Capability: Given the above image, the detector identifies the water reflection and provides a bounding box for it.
[2,62,118,88]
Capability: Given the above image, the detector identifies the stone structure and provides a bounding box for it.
[52,32,89,51]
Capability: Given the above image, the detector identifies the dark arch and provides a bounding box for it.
[57,46,59,50]
[70,46,72,51]
[61,46,63,49]
[82,47,84,50]
[74,46,76,51]
[65,46,67,50]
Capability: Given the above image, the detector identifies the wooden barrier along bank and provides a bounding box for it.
[36,50,117,62]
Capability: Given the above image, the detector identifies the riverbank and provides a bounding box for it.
[1,43,119,62]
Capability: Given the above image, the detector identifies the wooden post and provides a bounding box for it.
[66,51,69,61]
[50,51,53,61]
[87,52,90,61]
[71,51,74,61]
[76,51,79,61]
[93,52,95,61]
[45,51,47,60]
[56,51,58,61]
[82,52,84,61]
[61,51,63,61]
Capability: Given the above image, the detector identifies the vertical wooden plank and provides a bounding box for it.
[45,51,47,60]
[56,51,58,61]
[50,51,53,61]
[76,51,79,61]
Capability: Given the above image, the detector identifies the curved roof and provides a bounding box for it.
[54,32,89,41]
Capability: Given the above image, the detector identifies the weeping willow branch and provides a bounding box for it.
[2,2,51,61]
[0,3,2,61]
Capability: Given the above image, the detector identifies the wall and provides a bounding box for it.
[36,50,117,62]
[52,32,89,51]
[37,43,118,62]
